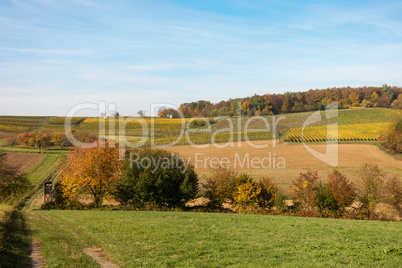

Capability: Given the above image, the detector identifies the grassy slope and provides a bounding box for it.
[26,154,64,185]
[29,210,402,267]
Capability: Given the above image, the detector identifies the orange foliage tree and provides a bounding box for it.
[60,142,122,207]
[17,132,33,146]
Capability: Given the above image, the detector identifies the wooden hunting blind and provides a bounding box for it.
[44,181,53,204]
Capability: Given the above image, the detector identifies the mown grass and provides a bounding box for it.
[29,210,402,267]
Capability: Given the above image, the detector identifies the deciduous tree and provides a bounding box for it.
[349,92,360,106]
[60,142,122,207]
[17,132,33,146]
[5,137,17,148]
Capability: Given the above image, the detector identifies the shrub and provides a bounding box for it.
[273,190,288,213]
[232,173,261,212]
[357,164,385,219]
[291,170,319,210]
[378,118,402,154]
[52,181,67,209]
[189,119,207,128]
[117,148,198,208]
[257,176,278,208]
[383,177,402,216]
[315,182,339,216]
[327,169,356,215]
[203,168,237,208]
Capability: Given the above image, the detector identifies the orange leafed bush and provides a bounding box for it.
[292,170,319,210]
[202,168,237,208]
[383,177,402,216]
[378,118,402,154]
[327,170,356,211]
[258,176,278,208]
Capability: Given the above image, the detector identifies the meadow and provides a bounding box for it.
[28,210,402,267]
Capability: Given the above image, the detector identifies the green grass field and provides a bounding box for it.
[29,210,402,267]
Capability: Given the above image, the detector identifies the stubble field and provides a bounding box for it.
[166,140,402,190]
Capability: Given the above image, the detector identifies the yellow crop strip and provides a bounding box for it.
[284,122,389,142]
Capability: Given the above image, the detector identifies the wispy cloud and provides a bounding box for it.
[0,46,87,55]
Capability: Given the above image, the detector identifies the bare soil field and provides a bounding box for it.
[166,140,402,190]
[2,152,45,174]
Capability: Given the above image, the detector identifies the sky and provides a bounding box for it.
[1,0,402,116]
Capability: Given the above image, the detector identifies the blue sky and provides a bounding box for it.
[1,0,402,116]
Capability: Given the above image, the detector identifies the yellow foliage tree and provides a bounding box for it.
[241,100,250,115]
[349,92,360,106]
[371,91,379,103]
[60,141,122,207]
[391,94,402,109]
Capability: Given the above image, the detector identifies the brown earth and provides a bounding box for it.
[165,140,402,190]
[2,152,45,174]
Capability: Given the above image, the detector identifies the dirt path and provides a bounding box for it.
[30,240,46,268]
[83,248,119,268]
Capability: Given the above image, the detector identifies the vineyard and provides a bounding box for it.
[47,117,86,126]
[0,109,400,147]
[0,116,50,132]
[284,123,389,142]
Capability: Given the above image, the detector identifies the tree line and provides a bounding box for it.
[158,84,402,118]
[5,130,98,150]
